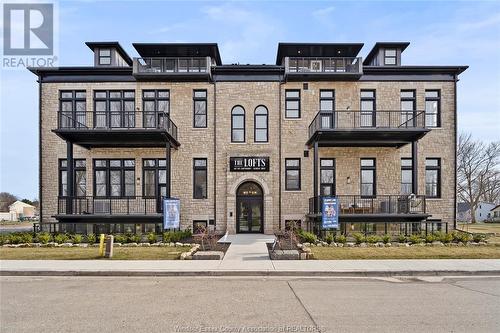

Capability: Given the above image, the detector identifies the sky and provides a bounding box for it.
[0,0,499,199]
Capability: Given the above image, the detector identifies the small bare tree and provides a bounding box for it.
[458,133,500,223]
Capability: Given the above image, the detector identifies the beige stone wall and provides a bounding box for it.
[40,78,456,232]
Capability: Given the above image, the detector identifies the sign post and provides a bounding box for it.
[163,198,180,230]
[321,196,339,230]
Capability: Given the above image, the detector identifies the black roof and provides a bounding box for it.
[363,42,410,65]
[276,43,364,65]
[133,43,222,65]
[85,42,133,66]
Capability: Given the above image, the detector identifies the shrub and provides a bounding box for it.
[72,234,83,244]
[398,235,407,243]
[163,230,192,243]
[382,234,391,244]
[147,232,157,244]
[324,233,334,245]
[457,232,472,243]
[352,233,366,245]
[297,230,317,244]
[36,232,51,244]
[86,233,96,245]
[409,234,423,244]
[128,234,141,243]
[334,234,347,244]
[8,234,23,244]
[473,234,486,243]
[425,234,436,243]
[19,233,33,243]
[114,234,127,244]
[0,234,7,245]
[436,232,453,244]
[366,235,381,244]
[54,234,69,244]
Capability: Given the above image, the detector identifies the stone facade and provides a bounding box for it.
[39,77,457,233]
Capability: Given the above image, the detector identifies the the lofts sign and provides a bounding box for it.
[230,156,269,172]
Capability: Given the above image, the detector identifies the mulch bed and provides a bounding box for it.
[268,233,301,251]
[182,234,230,253]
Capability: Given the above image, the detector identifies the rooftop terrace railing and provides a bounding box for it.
[133,57,210,74]
[285,57,363,74]
[308,110,426,138]
[58,196,159,215]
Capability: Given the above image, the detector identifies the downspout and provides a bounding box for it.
[453,73,458,230]
[38,74,43,230]
[213,75,217,230]
[278,76,283,230]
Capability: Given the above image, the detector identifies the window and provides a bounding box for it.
[360,90,376,127]
[231,106,245,142]
[59,91,86,128]
[401,158,413,195]
[400,90,416,126]
[193,220,208,234]
[384,49,397,65]
[94,90,135,128]
[319,90,335,112]
[193,158,207,199]
[59,159,86,197]
[425,90,441,127]
[320,159,335,196]
[285,90,300,118]
[143,90,169,128]
[142,159,167,198]
[361,158,376,197]
[193,90,207,128]
[93,159,135,197]
[426,158,441,198]
[98,49,111,65]
[254,105,268,142]
[285,158,301,191]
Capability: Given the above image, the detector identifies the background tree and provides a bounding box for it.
[0,192,18,212]
[457,133,500,223]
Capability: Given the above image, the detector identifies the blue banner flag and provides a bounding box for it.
[163,198,180,230]
[322,196,339,229]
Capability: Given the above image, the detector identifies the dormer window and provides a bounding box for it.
[99,49,111,65]
[384,49,397,65]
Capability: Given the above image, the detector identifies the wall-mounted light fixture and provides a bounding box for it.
[347,176,351,184]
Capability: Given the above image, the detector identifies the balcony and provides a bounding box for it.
[53,111,179,149]
[55,196,162,223]
[307,110,429,147]
[133,57,211,80]
[284,57,363,80]
[308,195,428,222]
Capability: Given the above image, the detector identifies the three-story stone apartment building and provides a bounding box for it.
[30,41,467,235]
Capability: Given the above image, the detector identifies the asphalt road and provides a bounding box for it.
[1,276,499,333]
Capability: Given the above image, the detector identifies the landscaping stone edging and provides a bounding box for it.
[2,242,199,249]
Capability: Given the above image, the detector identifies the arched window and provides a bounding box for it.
[231,106,245,142]
[254,105,268,142]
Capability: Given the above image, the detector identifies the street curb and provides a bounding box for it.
[2,270,500,277]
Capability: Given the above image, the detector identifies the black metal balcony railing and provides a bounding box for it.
[58,196,159,215]
[57,111,178,141]
[308,110,426,138]
[308,195,427,216]
[133,57,210,74]
[285,57,363,74]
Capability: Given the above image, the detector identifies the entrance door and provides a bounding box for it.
[320,158,336,196]
[236,182,263,233]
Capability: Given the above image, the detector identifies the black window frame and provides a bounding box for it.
[401,158,413,195]
[142,90,170,128]
[254,105,268,143]
[59,90,86,128]
[425,90,441,127]
[384,48,397,66]
[193,158,208,199]
[93,90,136,128]
[360,89,376,127]
[142,158,167,198]
[285,158,301,191]
[93,159,136,198]
[98,49,111,65]
[400,89,416,126]
[425,158,441,198]
[319,89,335,112]
[360,158,376,197]
[320,158,336,196]
[193,90,207,128]
[58,159,86,197]
[231,105,246,143]
[193,220,208,233]
[285,90,301,119]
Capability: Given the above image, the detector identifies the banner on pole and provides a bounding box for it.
[163,198,180,230]
[322,196,339,229]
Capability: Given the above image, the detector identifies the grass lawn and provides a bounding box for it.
[0,246,191,260]
[457,223,500,235]
[311,245,500,260]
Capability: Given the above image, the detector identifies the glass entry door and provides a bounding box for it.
[236,182,263,233]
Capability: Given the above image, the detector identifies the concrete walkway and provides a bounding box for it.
[218,233,275,270]
[1,259,500,277]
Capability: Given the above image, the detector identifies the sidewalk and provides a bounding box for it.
[2,259,500,277]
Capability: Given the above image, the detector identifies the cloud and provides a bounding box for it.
[312,6,335,18]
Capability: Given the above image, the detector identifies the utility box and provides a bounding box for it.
[105,235,114,258]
